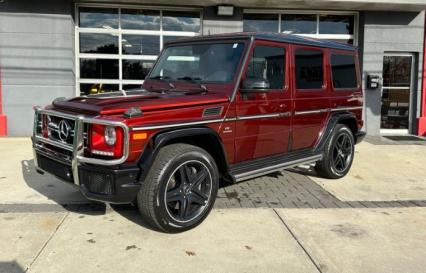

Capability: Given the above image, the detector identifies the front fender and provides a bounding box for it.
[137,127,229,182]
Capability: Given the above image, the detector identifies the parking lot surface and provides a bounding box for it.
[1,137,426,273]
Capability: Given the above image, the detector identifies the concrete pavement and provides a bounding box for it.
[307,141,426,201]
[0,138,88,205]
[3,207,426,273]
[1,137,426,272]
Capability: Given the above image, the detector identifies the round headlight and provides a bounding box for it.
[104,126,116,146]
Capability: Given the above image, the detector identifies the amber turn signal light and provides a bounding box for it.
[132,132,147,140]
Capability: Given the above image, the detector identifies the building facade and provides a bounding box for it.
[0,0,426,136]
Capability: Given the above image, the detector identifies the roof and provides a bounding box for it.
[166,32,357,52]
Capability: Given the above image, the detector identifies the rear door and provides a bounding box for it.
[328,50,362,122]
[234,40,291,162]
[291,45,330,150]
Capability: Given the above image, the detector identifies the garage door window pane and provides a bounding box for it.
[79,7,118,29]
[122,35,160,55]
[319,15,354,35]
[121,9,160,30]
[163,36,187,45]
[281,14,316,34]
[123,60,154,80]
[79,33,119,54]
[331,54,357,88]
[123,84,143,90]
[80,84,119,95]
[295,49,324,89]
[243,14,278,32]
[163,11,200,32]
[80,59,119,79]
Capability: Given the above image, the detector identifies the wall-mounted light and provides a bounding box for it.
[217,5,234,16]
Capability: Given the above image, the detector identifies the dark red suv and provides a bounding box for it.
[32,32,365,232]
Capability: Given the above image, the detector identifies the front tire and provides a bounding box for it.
[315,124,355,179]
[137,143,219,233]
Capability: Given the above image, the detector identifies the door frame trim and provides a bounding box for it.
[380,52,416,135]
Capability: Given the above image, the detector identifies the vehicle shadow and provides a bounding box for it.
[288,165,322,178]
[0,261,25,273]
[20,159,106,215]
[111,178,237,233]
[110,204,163,232]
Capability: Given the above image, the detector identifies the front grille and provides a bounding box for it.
[37,154,73,182]
[46,115,76,145]
[80,170,115,195]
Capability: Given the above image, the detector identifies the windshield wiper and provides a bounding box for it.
[177,76,208,92]
[148,75,175,91]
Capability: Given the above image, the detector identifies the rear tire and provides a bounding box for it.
[315,124,355,179]
[137,143,219,233]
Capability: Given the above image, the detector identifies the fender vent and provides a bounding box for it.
[203,106,223,117]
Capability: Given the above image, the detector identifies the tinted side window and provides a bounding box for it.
[295,49,324,89]
[246,46,285,89]
[331,54,358,89]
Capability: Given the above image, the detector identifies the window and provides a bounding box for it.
[243,13,279,32]
[149,43,245,83]
[162,11,200,32]
[246,46,285,89]
[319,15,354,35]
[79,7,119,29]
[295,49,324,90]
[244,11,357,45]
[281,14,316,34]
[77,6,201,95]
[330,54,357,89]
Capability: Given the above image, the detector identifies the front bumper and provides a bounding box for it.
[32,107,140,204]
[34,143,141,204]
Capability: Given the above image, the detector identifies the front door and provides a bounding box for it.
[235,41,291,162]
[381,53,415,134]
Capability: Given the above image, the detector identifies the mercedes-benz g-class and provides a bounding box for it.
[32,32,365,232]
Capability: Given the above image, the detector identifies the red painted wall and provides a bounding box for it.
[0,68,7,136]
[418,13,426,136]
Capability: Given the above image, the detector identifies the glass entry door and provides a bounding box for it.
[380,54,414,134]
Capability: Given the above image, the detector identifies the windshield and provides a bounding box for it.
[149,42,246,83]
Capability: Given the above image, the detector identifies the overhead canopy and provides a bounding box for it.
[87,0,426,12]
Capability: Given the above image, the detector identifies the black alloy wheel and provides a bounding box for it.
[137,143,219,233]
[332,133,353,173]
[315,124,355,179]
[165,160,212,223]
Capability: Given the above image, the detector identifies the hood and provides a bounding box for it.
[51,89,230,116]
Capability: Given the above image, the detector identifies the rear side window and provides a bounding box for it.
[295,49,324,90]
[246,45,285,89]
[330,54,358,89]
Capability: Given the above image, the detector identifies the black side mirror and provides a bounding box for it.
[241,78,270,91]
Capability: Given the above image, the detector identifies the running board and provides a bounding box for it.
[229,152,322,182]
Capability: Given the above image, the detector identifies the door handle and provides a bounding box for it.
[279,104,287,109]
